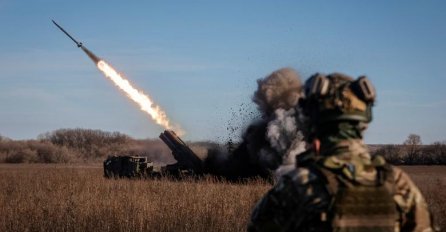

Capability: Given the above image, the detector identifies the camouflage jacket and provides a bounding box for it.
[248,140,433,232]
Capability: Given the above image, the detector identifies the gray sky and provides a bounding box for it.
[0,1,445,144]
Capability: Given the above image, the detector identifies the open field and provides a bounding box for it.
[400,166,446,230]
[0,164,444,231]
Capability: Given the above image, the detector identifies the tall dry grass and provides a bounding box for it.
[0,165,444,231]
[0,164,269,232]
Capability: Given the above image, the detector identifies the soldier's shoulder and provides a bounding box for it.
[387,165,415,186]
[389,165,406,177]
[388,166,434,230]
[278,165,322,190]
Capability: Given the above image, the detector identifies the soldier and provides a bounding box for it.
[248,73,434,232]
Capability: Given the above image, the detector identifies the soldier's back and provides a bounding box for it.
[249,154,433,232]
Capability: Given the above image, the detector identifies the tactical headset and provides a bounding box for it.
[301,73,376,125]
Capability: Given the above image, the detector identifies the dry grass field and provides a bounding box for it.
[400,166,446,230]
[0,164,444,232]
[0,164,269,232]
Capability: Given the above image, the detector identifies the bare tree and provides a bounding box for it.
[403,134,422,164]
[404,134,422,146]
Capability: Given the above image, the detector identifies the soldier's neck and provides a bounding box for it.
[317,122,364,156]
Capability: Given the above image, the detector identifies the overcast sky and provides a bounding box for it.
[0,0,445,144]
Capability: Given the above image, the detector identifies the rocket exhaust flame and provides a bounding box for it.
[52,20,182,133]
[81,47,100,64]
[96,60,181,133]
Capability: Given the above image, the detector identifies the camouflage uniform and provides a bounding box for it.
[248,73,433,232]
[248,140,433,231]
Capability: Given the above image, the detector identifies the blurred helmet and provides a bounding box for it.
[301,73,376,127]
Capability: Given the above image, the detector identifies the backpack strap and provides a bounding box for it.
[305,161,340,227]
[372,155,392,182]
[316,165,339,196]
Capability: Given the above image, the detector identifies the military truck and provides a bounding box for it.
[103,155,154,178]
[103,130,203,179]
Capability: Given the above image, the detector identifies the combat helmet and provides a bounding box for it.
[300,73,376,131]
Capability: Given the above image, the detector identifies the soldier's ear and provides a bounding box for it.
[312,138,321,155]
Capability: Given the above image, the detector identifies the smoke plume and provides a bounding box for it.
[253,67,302,117]
[252,68,306,178]
[204,68,306,181]
[265,108,306,179]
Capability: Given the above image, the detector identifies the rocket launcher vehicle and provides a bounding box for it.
[52,20,204,178]
[159,130,203,174]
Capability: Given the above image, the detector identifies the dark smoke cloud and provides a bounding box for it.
[203,68,306,181]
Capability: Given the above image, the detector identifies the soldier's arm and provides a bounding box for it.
[392,167,434,232]
[248,168,321,232]
[247,190,282,232]
[248,175,298,232]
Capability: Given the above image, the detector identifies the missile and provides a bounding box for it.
[52,20,100,64]
[52,20,83,48]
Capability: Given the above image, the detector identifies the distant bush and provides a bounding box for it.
[371,141,446,165]
[1,130,445,165]
[3,149,37,163]
[0,129,177,164]
[372,145,405,165]
[420,142,446,164]
[0,140,75,163]
[38,128,131,159]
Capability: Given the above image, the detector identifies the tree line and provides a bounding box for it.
[1,130,445,165]
[0,129,173,164]
[371,134,446,165]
